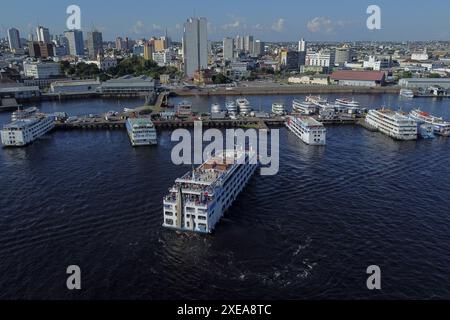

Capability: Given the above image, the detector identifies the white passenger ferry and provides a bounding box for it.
[211,103,223,114]
[306,95,328,106]
[409,109,450,137]
[226,101,238,117]
[163,149,257,234]
[292,99,318,115]
[286,115,326,146]
[336,98,360,108]
[365,109,418,140]
[236,98,253,115]
[176,101,193,118]
[11,107,38,121]
[1,115,55,147]
[400,89,415,99]
[271,103,286,115]
[126,118,158,146]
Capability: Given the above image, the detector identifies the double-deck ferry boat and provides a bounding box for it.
[292,99,318,115]
[1,115,55,147]
[336,98,360,108]
[306,95,328,106]
[365,109,418,140]
[211,103,223,114]
[400,89,415,99]
[286,115,326,146]
[271,103,286,115]
[226,101,238,117]
[176,101,193,118]
[236,98,252,115]
[409,109,450,136]
[162,149,258,234]
[11,107,38,121]
[126,118,158,146]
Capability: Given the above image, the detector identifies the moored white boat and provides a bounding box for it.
[286,115,326,146]
[366,108,418,140]
[236,98,253,115]
[409,109,450,136]
[162,149,258,234]
[272,103,286,115]
[292,99,318,115]
[336,98,360,108]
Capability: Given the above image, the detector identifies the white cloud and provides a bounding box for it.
[221,14,247,31]
[271,18,285,32]
[152,24,163,31]
[132,20,145,34]
[307,17,334,33]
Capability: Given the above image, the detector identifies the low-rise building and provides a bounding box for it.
[399,78,450,89]
[193,69,215,85]
[288,75,330,85]
[330,70,386,87]
[99,75,155,95]
[152,50,172,67]
[50,79,101,93]
[0,85,41,99]
[23,61,61,79]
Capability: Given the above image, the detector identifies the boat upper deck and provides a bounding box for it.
[175,150,251,188]
[291,115,325,128]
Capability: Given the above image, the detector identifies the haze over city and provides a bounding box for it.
[1,0,450,41]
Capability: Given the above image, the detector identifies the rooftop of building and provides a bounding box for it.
[331,70,386,81]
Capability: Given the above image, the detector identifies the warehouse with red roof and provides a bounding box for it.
[330,70,386,87]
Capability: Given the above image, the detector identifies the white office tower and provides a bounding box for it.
[182,17,208,78]
[65,30,84,56]
[298,38,307,52]
[7,28,21,50]
[223,37,234,61]
[36,26,51,43]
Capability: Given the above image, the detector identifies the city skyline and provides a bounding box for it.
[1,0,450,42]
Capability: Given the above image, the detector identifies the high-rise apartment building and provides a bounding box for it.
[223,37,234,61]
[87,31,103,58]
[182,17,208,78]
[7,28,21,50]
[65,30,84,56]
[36,26,51,43]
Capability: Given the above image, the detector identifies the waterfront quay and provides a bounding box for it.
[54,114,357,131]
[54,116,287,131]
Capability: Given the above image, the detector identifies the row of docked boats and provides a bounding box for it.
[365,108,450,140]
[210,96,365,118]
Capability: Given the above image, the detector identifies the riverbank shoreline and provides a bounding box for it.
[172,85,401,97]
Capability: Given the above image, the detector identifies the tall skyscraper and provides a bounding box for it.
[223,37,234,61]
[7,28,21,50]
[143,43,154,61]
[253,40,265,57]
[182,17,208,78]
[115,37,123,50]
[244,35,254,53]
[235,35,244,51]
[65,30,84,56]
[36,26,51,43]
[298,38,307,52]
[87,31,103,58]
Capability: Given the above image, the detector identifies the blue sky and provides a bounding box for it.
[1,0,449,42]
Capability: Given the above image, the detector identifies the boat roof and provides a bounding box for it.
[176,150,249,186]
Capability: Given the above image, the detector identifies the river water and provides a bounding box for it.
[0,93,449,299]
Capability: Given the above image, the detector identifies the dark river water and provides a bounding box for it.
[0,93,449,300]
